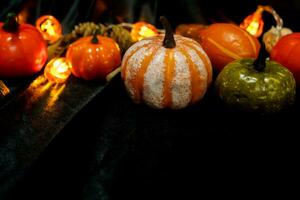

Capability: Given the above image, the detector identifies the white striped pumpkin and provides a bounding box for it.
[121,18,212,109]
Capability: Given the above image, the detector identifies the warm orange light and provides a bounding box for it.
[240,6,264,37]
[131,21,158,42]
[44,58,71,84]
[0,80,10,96]
[45,84,66,109]
[24,75,66,110]
[36,15,62,44]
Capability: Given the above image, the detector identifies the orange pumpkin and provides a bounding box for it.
[66,34,121,80]
[0,13,48,77]
[121,17,212,109]
[199,23,260,72]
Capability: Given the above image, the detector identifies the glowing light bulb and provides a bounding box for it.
[44,58,71,83]
[36,15,62,44]
[131,21,158,41]
[240,6,264,37]
[0,80,10,96]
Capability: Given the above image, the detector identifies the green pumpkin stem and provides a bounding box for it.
[160,16,176,48]
[91,30,99,44]
[253,43,268,72]
[3,13,19,32]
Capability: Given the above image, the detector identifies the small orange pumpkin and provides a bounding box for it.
[121,17,212,109]
[66,34,121,80]
[199,23,260,72]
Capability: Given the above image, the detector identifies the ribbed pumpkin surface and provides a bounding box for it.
[121,34,212,109]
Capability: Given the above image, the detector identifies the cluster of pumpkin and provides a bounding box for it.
[123,18,298,113]
[0,13,299,113]
[195,23,297,113]
[0,13,121,82]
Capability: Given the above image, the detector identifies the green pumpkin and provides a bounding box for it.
[215,58,296,113]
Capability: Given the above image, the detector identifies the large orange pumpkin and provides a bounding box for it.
[199,23,260,72]
[121,17,212,109]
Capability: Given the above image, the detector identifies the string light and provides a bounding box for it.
[44,58,72,84]
[131,21,158,41]
[240,5,284,38]
[36,15,62,44]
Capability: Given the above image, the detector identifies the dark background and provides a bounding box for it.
[1,0,300,31]
[1,0,300,199]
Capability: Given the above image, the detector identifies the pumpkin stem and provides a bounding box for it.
[3,13,19,32]
[253,43,268,72]
[91,29,99,44]
[160,16,176,48]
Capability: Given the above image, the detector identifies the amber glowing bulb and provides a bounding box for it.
[44,58,71,84]
[240,6,265,37]
[131,21,158,42]
[0,80,10,96]
[36,15,62,44]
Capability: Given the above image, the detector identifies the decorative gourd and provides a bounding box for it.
[263,26,292,53]
[66,33,121,80]
[0,13,48,77]
[216,46,296,113]
[121,17,212,109]
[270,33,300,84]
[199,23,260,72]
